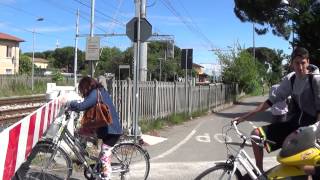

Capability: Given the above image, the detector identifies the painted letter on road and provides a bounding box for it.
[195,133,211,143]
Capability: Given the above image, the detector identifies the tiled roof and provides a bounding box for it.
[34,58,49,63]
[0,32,24,42]
[193,63,204,68]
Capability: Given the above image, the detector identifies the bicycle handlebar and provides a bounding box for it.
[232,121,276,146]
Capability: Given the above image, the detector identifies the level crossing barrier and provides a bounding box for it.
[0,96,63,180]
[0,83,77,180]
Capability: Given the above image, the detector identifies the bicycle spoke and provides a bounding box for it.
[111,143,150,180]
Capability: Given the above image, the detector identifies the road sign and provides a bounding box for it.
[119,64,130,69]
[85,36,100,60]
[126,17,152,42]
[181,49,193,69]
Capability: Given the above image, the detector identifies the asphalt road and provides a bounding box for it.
[64,95,280,179]
[144,95,280,180]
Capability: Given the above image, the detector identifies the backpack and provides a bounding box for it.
[290,74,314,96]
[288,74,316,126]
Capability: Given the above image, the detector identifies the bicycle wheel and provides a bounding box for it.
[111,142,150,180]
[16,141,72,180]
[194,163,242,180]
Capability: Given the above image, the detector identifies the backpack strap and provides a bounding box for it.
[290,74,296,90]
[308,74,314,97]
[96,89,102,103]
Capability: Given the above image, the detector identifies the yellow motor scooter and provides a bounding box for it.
[194,122,320,180]
[266,123,320,179]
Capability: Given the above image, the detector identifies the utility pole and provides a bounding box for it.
[132,0,142,141]
[74,9,80,89]
[90,0,95,77]
[138,0,148,81]
[252,23,256,60]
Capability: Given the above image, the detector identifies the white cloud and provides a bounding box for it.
[0,23,7,28]
[199,63,222,76]
[32,26,74,33]
[1,0,16,4]
[149,15,187,26]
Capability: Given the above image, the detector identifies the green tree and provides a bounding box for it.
[234,0,320,66]
[247,47,286,85]
[147,42,182,81]
[218,48,263,94]
[19,54,32,75]
[52,47,85,73]
[95,47,125,77]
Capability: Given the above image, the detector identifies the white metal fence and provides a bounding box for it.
[107,79,239,130]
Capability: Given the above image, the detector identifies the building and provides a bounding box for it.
[0,32,24,74]
[193,63,209,83]
[34,57,49,69]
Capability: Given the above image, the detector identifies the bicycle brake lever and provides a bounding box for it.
[265,139,276,145]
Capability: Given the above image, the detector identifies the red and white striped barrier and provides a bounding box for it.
[0,96,65,180]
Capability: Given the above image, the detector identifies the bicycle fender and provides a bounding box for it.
[266,164,307,179]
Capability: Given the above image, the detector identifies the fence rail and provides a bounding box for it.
[108,79,238,130]
[0,75,74,89]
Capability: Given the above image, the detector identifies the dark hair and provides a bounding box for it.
[78,76,103,97]
[291,47,309,62]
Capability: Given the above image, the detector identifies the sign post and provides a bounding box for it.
[85,36,100,60]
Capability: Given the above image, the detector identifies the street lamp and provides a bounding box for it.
[158,57,164,81]
[32,17,44,92]
[280,0,299,50]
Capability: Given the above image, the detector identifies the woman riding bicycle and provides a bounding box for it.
[68,76,123,180]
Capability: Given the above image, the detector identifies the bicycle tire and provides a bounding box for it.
[16,141,73,180]
[111,142,150,180]
[194,163,242,180]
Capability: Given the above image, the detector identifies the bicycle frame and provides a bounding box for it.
[44,111,100,176]
[230,148,262,179]
[227,122,264,179]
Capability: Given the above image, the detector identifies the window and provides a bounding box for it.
[6,46,12,57]
[5,69,12,74]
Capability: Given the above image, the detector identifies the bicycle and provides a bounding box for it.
[16,109,150,180]
[194,121,320,179]
[194,121,275,180]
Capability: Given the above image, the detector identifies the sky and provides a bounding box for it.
[0,0,291,74]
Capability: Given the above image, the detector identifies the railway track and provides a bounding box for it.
[0,94,46,106]
[0,94,47,128]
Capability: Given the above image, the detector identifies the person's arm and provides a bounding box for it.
[233,100,271,124]
[69,89,97,111]
[312,75,320,121]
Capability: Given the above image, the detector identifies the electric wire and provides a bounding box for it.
[160,0,214,49]
[176,0,215,49]
[72,0,126,28]
[44,0,108,33]
[0,2,65,27]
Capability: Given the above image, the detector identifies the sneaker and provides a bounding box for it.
[100,174,110,180]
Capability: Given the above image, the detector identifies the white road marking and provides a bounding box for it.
[214,133,232,143]
[195,133,211,143]
[147,157,278,179]
[151,120,205,160]
[152,130,196,160]
[249,121,257,129]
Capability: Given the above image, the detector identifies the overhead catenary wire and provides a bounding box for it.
[0,20,62,40]
[72,0,126,28]
[160,0,215,49]
[44,0,109,34]
[108,0,125,33]
[176,0,215,49]
[0,2,65,28]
